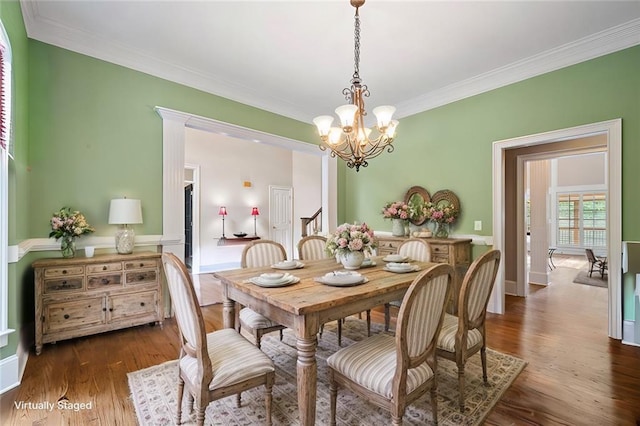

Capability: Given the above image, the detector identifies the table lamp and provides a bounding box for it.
[219,206,228,239]
[108,198,143,254]
[251,207,260,236]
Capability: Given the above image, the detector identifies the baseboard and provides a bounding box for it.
[199,262,241,273]
[0,353,19,394]
[528,271,549,286]
[505,279,517,295]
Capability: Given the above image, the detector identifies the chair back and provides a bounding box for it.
[397,238,431,262]
[241,240,287,268]
[585,248,597,263]
[297,235,328,260]
[395,263,453,374]
[459,250,501,330]
[161,253,212,380]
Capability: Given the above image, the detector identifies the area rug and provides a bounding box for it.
[573,270,608,288]
[128,320,526,425]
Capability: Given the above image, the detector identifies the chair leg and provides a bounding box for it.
[264,375,274,426]
[319,323,325,339]
[457,363,466,411]
[329,374,338,426]
[430,384,439,426]
[337,318,342,347]
[196,402,206,426]
[236,392,241,408]
[255,330,262,349]
[279,329,283,341]
[481,346,489,385]
[366,310,371,337]
[384,303,391,332]
[176,377,185,424]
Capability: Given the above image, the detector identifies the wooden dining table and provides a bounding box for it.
[213,256,436,426]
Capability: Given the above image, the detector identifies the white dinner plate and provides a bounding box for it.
[382,255,409,262]
[314,276,369,287]
[272,261,305,270]
[383,265,420,274]
[249,275,300,287]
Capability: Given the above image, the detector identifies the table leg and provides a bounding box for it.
[296,335,318,425]
[222,297,235,329]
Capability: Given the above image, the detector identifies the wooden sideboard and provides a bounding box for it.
[32,252,164,355]
[376,236,472,314]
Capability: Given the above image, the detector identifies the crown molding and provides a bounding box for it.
[20,2,640,123]
[396,19,640,118]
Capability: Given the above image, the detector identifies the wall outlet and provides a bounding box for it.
[474,220,482,231]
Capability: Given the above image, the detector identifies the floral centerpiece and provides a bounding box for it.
[325,223,376,269]
[425,202,459,238]
[49,207,95,258]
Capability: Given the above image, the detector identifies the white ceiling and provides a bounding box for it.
[20,1,640,126]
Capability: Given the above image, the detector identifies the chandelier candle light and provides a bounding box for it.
[251,207,260,236]
[219,206,228,239]
[108,198,143,254]
[313,0,398,172]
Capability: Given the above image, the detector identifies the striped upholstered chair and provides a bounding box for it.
[238,240,287,348]
[327,263,453,426]
[436,249,501,411]
[384,238,432,331]
[161,253,275,426]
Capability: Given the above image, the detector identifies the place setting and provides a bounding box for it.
[246,272,300,288]
[271,259,305,270]
[383,262,421,274]
[314,271,369,287]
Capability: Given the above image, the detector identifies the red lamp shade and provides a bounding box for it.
[218,206,228,216]
[251,207,260,216]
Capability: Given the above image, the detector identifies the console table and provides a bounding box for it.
[32,252,163,355]
[217,236,260,246]
[376,236,472,314]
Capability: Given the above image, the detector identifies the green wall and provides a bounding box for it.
[1,0,639,360]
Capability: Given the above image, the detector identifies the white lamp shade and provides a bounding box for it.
[335,104,358,128]
[328,127,343,145]
[313,115,334,136]
[372,105,396,128]
[108,199,143,225]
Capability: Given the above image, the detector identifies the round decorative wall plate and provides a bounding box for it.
[431,190,461,215]
[404,186,431,226]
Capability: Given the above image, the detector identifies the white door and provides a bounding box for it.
[269,186,293,258]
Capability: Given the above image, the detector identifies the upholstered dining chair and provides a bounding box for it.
[161,253,275,426]
[327,263,453,426]
[436,249,501,411]
[239,240,287,348]
[384,238,432,332]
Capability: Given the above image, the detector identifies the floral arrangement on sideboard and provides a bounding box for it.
[49,207,95,258]
[425,202,459,238]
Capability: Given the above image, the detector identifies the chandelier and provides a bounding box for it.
[313,0,398,172]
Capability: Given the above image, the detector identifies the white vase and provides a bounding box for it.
[339,251,365,270]
[391,219,405,237]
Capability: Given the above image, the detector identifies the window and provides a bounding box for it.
[0,20,12,347]
[557,192,607,248]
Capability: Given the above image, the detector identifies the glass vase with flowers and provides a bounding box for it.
[381,201,411,236]
[425,202,459,238]
[49,207,95,258]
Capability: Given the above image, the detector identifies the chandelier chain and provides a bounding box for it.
[353,7,361,80]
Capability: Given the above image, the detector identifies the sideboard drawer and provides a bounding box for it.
[125,270,158,286]
[44,278,84,293]
[87,273,123,289]
[44,266,84,278]
[125,260,158,270]
[431,254,450,264]
[430,244,449,255]
[86,263,122,274]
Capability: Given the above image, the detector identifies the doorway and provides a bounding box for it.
[492,119,622,339]
[269,185,293,258]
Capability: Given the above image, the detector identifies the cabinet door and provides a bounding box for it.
[43,296,105,334]
[108,291,158,322]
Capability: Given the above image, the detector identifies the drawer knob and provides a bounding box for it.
[139,263,144,267]
[63,314,69,319]
[140,302,145,307]
[102,308,107,312]
[61,280,67,286]
[109,308,113,312]
[62,270,67,275]
[103,266,107,271]
[101,278,109,285]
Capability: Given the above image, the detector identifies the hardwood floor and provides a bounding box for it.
[2,256,640,425]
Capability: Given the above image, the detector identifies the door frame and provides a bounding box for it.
[492,119,622,339]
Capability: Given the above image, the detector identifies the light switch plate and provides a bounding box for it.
[474,220,482,231]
